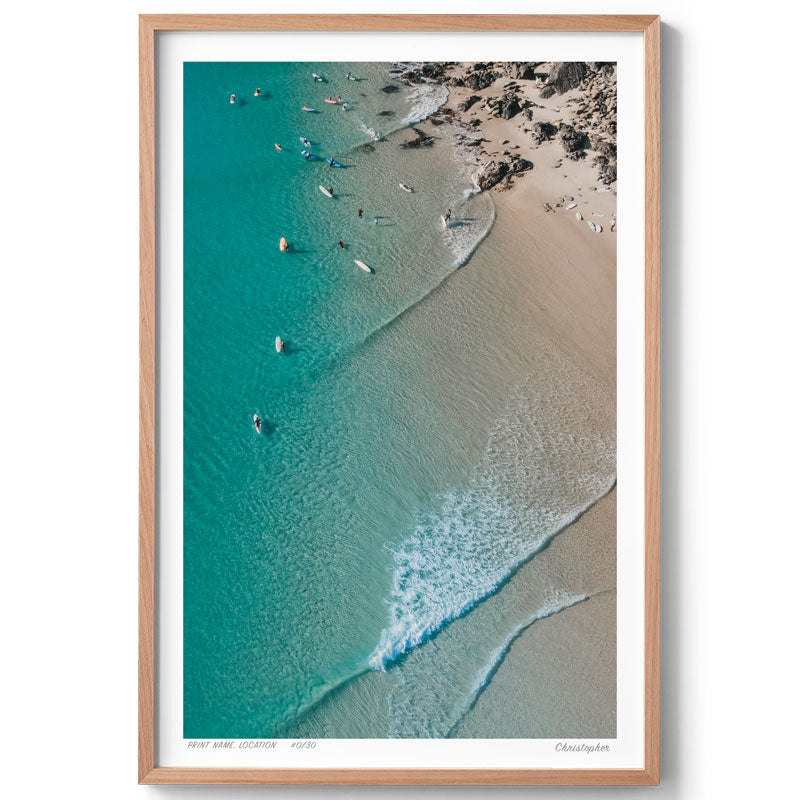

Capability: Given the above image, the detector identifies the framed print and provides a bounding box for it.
[139,14,660,786]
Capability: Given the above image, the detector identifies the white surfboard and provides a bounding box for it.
[319,185,333,198]
[354,260,373,273]
[566,202,577,209]
[576,211,583,220]
[279,237,289,252]
[253,414,261,433]
[399,183,413,193]
[275,336,283,353]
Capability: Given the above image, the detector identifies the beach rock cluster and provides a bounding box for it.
[540,62,588,98]
[399,62,448,84]
[530,121,558,142]
[401,127,436,149]
[592,140,617,184]
[477,153,532,191]
[502,62,543,80]
[480,91,524,120]
[557,123,590,160]
[464,68,497,91]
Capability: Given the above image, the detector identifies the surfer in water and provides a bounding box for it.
[328,186,334,196]
[358,206,363,218]
[445,208,452,223]
[253,415,262,433]
[254,88,261,97]
[373,217,378,225]
[338,240,346,250]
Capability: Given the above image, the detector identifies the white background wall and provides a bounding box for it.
[1,2,797,798]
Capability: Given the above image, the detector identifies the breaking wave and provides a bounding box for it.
[368,363,616,672]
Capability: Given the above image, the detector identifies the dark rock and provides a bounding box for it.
[459,94,481,112]
[360,144,375,153]
[540,62,589,98]
[464,70,497,91]
[477,154,532,191]
[557,123,590,160]
[592,140,617,184]
[421,62,444,78]
[377,110,395,117]
[505,62,541,80]
[401,128,436,149]
[381,84,401,93]
[469,118,482,127]
[530,121,558,142]
[492,93,522,120]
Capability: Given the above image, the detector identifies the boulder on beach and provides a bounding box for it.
[477,154,533,191]
[593,139,617,184]
[531,121,558,142]
[493,93,522,119]
[464,69,497,91]
[540,62,588,98]
[503,62,543,80]
[557,123,590,160]
[401,128,436,149]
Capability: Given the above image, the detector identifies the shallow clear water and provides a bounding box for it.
[183,62,615,739]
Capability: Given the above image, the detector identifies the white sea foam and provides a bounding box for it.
[368,362,616,672]
[441,191,496,266]
[402,81,450,124]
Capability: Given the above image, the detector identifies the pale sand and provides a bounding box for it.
[440,69,618,736]
[454,490,617,738]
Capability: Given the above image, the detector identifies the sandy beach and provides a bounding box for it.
[423,62,618,735]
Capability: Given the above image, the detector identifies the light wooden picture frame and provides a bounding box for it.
[140,13,660,786]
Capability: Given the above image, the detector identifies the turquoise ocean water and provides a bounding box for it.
[183,62,615,738]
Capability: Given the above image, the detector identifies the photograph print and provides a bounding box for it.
[183,60,618,740]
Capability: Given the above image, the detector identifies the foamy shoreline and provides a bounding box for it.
[402,63,618,736]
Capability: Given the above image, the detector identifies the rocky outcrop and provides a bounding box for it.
[540,62,588,98]
[477,154,532,191]
[401,128,436,149]
[502,62,543,80]
[482,92,523,120]
[530,121,558,142]
[496,94,522,119]
[592,140,617,184]
[420,62,445,79]
[458,94,481,112]
[464,69,497,91]
[557,123,590,160]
